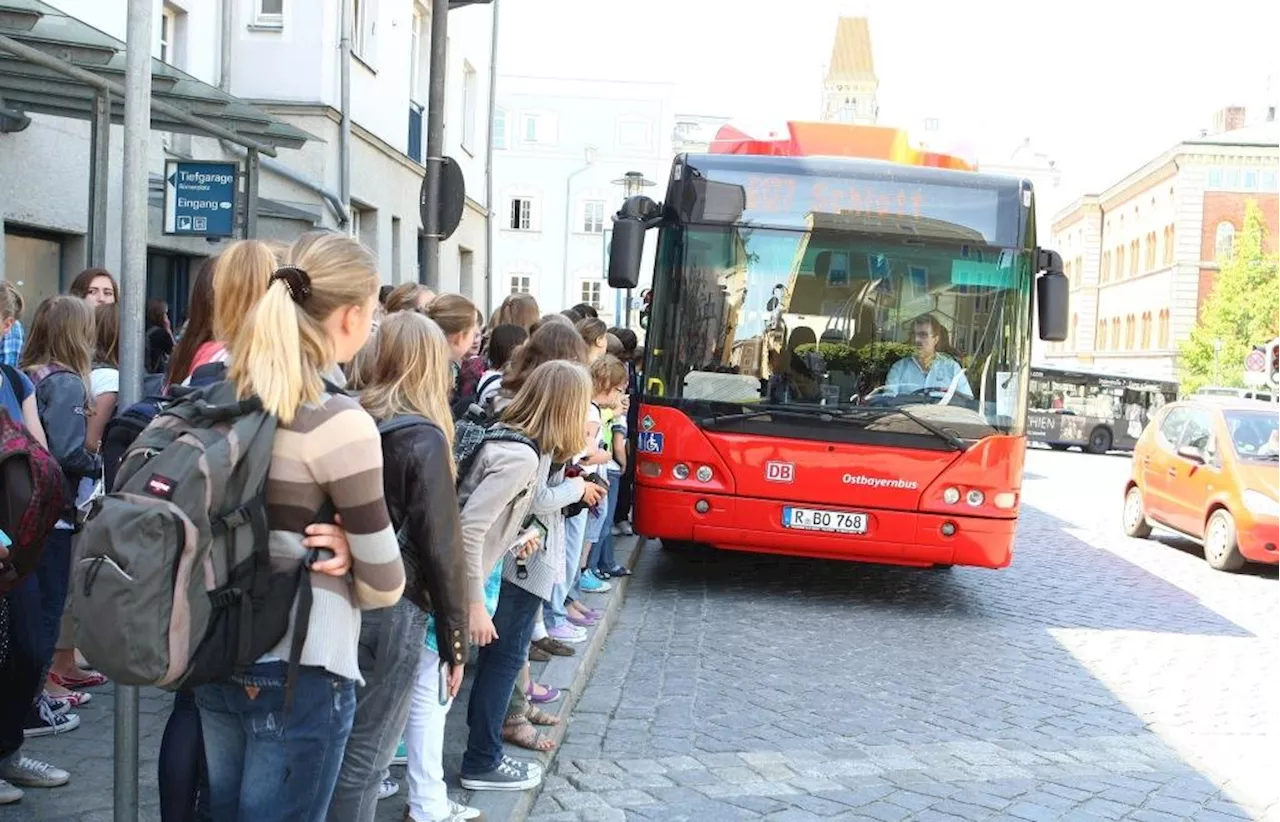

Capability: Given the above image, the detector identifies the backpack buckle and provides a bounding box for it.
[214,506,251,534]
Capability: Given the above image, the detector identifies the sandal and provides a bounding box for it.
[526,706,560,726]
[502,715,556,752]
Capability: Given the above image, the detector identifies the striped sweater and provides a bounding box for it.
[263,391,404,682]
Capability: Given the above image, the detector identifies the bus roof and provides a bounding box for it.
[709,121,978,171]
[681,152,1025,198]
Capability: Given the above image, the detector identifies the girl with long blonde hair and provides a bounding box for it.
[454,360,594,795]
[329,312,475,822]
[192,232,404,820]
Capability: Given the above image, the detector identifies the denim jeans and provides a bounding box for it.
[546,511,586,629]
[0,576,41,766]
[195,661,356,822]
[588,469,623,572]
[327,599,427,822]
[461,581,541,777]
[34,528,72,671]
[159,689,211,822]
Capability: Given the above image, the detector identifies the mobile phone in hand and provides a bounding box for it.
[438,661,449,705]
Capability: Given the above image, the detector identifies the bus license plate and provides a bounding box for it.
[783,507,868,534]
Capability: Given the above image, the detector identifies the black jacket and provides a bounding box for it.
[380,419,469,667]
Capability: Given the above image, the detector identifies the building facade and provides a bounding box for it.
[1042,114,1278,380]
[820,17,878,125]
[1,0,494,318]
[490,76,674,321]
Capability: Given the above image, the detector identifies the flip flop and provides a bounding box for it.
[502,716,556,752]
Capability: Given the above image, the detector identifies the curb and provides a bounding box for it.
[463,534,647,822]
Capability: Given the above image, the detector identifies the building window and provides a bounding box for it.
[1075,256,1083,286]
[616,118,651,150]
[1063,259,1072,288]
[1101,251,1111,283]
[1112,318,1121,349]
[1097,319,1108,350]
[460,62,478,152]
[255,0,283,27]
[1129,240,1139,276]
[1214,221,1235,261]
[1262,170,1278,191]
[508,198,535,231]
[160,6,177,64]
[1157,310,1170,348]
[1069,314,1078,349]
[1141,312,1152,349]
[509,274,531,295]
[1163,225,1175,265]
[1124,315,1135,349]
[521,114,540,143]
[1116,245,1125,277]
[409,6,425,103]
[581,280,602,310]
[353,0,374,62]
[492,108,507,149]
[1207,168,1223,189]
[582,201,605,233]
[1145,232,1157,270]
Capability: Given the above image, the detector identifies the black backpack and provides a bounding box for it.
[452,409,539,486]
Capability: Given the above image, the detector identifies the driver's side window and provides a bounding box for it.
[1158,407,1189,449]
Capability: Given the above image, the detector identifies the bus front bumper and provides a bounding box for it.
[633,487,1016,569]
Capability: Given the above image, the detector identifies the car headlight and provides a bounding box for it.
[1242,489,1279,517]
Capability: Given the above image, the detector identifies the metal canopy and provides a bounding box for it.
[0,0,311,154]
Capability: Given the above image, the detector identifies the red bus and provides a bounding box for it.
[607,121,1069,569]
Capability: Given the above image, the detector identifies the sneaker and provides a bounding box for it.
[43,695,71,716]
[459,755,542,791]
[546,623,587,644]
[446,799,484,820]
[24,698,80,738]
[391,739,408,767]
[377,778,399,800]
[0,756,70,788]
[618,522,634,536]
[579,571,612,593]
[0,779,22,804]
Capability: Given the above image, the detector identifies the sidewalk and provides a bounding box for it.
[3,535,644,821]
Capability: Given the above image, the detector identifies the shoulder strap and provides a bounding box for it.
[376,414,434,437]
[0,363,24,402]
[485,426,540,458]
[477,373,502,398]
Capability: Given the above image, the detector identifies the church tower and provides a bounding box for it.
[821,17,878,125]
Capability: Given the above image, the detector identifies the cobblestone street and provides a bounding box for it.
[531,449,1279,822]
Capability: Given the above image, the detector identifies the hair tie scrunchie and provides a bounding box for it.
[271,266,312,305]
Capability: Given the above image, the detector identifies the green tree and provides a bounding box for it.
[1178,200,1279,393]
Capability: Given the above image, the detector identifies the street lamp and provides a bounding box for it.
[611,171,654,327]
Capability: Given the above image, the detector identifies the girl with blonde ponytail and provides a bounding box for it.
[194,231,404,820]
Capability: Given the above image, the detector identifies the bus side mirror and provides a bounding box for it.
[1036,272,1069,342]
[608,219,645,289]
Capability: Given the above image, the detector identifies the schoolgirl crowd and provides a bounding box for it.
[0,231,643,821]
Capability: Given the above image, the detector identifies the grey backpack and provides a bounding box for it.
[72,380,318,702]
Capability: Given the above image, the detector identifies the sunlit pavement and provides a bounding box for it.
[533,448,1277,821]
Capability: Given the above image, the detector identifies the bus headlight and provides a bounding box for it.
[966,489,985,507]
[672,463,691,481]
[695,466,714,483]
[942,487,961,504]
[993,492,1017,510]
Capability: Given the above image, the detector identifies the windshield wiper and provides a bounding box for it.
[827,405,966,451]
[698,404,840,427]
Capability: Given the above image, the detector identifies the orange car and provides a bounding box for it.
[1123,398,1279,571]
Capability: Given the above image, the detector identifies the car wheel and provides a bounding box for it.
[1204,509,1245,572]
[1122,486,1152,538]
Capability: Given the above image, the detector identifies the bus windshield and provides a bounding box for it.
[645,222,1035,442]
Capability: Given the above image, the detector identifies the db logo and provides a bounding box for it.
[764,461,795,483]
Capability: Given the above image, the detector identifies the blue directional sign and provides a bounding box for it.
[163,160,238,237]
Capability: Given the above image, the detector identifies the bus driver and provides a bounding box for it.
[883,314,972,399]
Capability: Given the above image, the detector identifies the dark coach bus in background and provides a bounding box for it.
[1028,365,1178,454]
